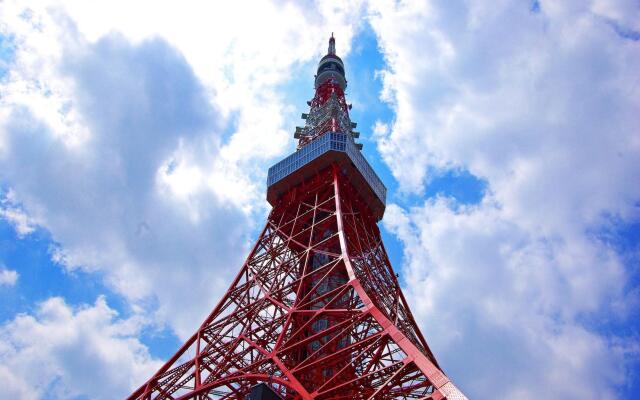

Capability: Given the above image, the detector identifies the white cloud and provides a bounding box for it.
[370,0,640,398]
[4,1,636,398]
[42,0,367,212]
[0,2,371,395]
[1,190,37,237]
[0,268,19,286]
[384,200,632,398]
[0,206,35,237]
[0,0,368,341]
[0,296,161,399]
[0,22,249,338]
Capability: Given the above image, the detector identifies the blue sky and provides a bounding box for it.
[0,1,639,399]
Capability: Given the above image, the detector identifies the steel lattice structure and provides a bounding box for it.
[129,35,467,400]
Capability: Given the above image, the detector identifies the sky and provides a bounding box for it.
[0,1,639,399]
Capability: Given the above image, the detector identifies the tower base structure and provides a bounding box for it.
[129,166,466,399]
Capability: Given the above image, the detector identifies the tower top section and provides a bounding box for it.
[267,34,387,220]
[328,32,336,55]
[315,35,346,90]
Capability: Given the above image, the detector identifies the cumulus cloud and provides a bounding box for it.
[0,0,367,340]
[1,190,36,237]
[0,296,161,399]
[42,0,367,210]
[0,268,19,287]
[3,0,636,398]
[0,1,371,395]
[0,207,35,237]
[0,20,249,336]
[385,201,630,399]
[370,0,640,398]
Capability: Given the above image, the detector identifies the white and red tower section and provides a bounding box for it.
[129,35,467,400]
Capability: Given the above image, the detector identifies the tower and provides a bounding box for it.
[129,35,467,400]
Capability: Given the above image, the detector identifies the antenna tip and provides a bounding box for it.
[328,34,336,55]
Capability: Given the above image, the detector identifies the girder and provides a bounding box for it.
[128,166,466,400]
[129,35,466,400]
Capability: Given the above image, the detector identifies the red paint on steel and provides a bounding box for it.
[128,35,467,400]
[128,167,461,399]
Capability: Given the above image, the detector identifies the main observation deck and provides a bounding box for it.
[266,132,386,221]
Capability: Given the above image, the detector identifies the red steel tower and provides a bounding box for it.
[129,35,467,400]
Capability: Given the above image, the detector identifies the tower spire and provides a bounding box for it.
[328,33,336,55]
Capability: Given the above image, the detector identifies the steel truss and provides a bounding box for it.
[129,166,467,400]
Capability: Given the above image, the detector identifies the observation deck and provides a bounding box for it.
[266,132,386,221]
